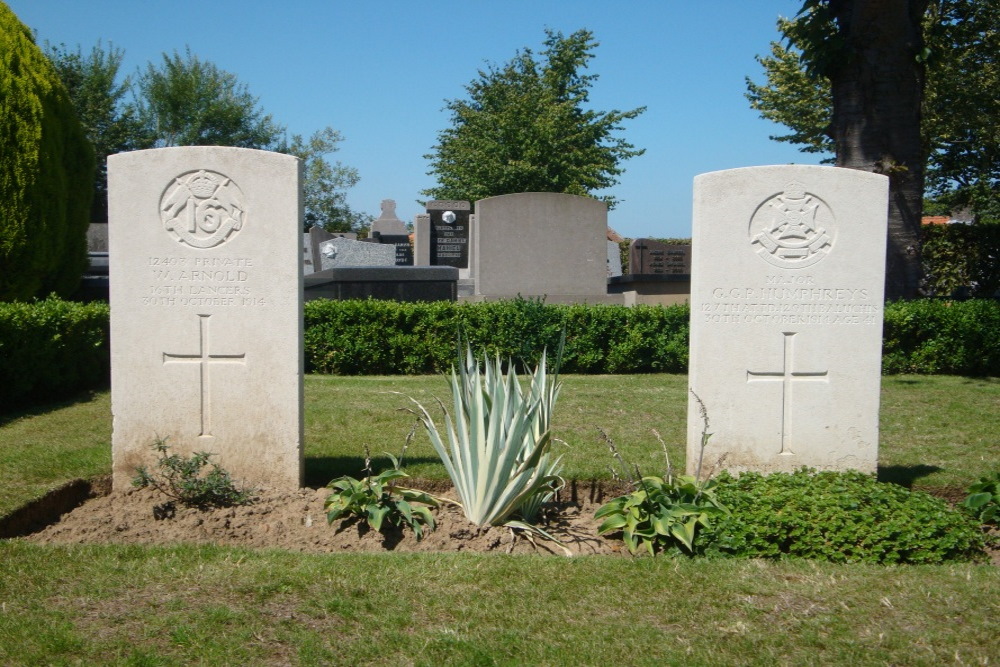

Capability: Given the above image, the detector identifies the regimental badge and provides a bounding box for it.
[160,170,246,249]
[748,181,834,269]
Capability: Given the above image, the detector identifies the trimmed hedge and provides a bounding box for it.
[304,298,690,375]
[0,296,110,406]
[883,299,1000,375]
[4,297,1000,408]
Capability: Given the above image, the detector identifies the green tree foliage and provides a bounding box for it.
[923,0,1000,223]
[423,29,645,209]
[745,19,832,159]
[134,47,282,149]
[281,127,372,233]
[0,3,94,301]
[748,0,1000,224]
[43,40,145,222]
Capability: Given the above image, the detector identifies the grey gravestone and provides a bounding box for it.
[427,200,471,269]
[607,241,623,277]
[87,223,109,252]
[108,147,304,491]
[318,237,396,270]
[474,193,608,298]
[687,165,888,476]
[630,239,691,275]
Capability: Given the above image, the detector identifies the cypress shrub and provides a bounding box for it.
[0,3,94,301]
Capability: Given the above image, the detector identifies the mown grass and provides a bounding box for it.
[3,374,999,517]
[1,374,999,664]
[1,542,997,665]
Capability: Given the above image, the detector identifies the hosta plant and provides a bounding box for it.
[595,392,728,556]
[961,471,999,527]
[406,345,564,530]
[595,473,729,556]
[324,452,439,540]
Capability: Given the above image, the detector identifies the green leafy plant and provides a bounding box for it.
[131,438,255,509]
[594,401,729,557]
[961,471,999,526]
[406,344,565,532]
[702,469,987,564]
[324,449,439,540]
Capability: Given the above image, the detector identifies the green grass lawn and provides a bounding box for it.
[1,374,998,665]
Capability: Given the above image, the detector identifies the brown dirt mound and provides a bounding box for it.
[23,480,629,557]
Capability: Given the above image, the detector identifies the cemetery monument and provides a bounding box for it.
[108,147,304,491]
[687,165,888,475]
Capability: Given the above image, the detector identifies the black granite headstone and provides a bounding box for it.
[426,200,471,269]
[629,239,691,275]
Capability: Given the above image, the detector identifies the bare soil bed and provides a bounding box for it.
[23,479,629,557]
[16,479,999,564]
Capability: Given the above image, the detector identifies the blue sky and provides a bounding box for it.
[8,0,823,239]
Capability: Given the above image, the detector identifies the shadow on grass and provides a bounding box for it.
[0,387,108,429]
[878,464,943,488]
[304,456,442,488]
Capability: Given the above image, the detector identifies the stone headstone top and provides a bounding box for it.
[318,236,396,270]
[370,199,409,236]
[108,146,304,491]
[426,200,472,211]
[687,165,888,476]
[630,239,691,275]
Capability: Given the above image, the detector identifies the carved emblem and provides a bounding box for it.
[160,170,245,249]
[749,182,834,269]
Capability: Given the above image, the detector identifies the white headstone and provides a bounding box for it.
[108,147,304,491]
[687,165,888,476]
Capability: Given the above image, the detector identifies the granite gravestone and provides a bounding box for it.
[687,165,888,476]
[108,147,304,491]
[318,237,396,269]
[630,239,691,275]
[427,200,471,269]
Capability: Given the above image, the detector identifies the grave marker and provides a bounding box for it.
[108,147,304,490]
[687,165,888,475]
[427,200,471,269]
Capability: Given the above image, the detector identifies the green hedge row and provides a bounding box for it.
[3,297,999,407]
[0,297,110,406]
[304,298,690,375]
[882,299,1000,374]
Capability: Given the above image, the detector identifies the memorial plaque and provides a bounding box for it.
[108,147,304,491]
[629,239,691,275]
[427,200,471,269]
[687,165,888,476]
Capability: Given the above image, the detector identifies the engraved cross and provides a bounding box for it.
[163,314,246,438]
[747,332,827,455]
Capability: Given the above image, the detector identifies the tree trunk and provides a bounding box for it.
[829,0,927,299]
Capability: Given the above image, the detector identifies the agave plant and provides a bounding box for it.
[407,346,564,528]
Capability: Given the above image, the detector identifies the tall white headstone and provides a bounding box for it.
[108,147,304,490]
[687,165,888,476]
